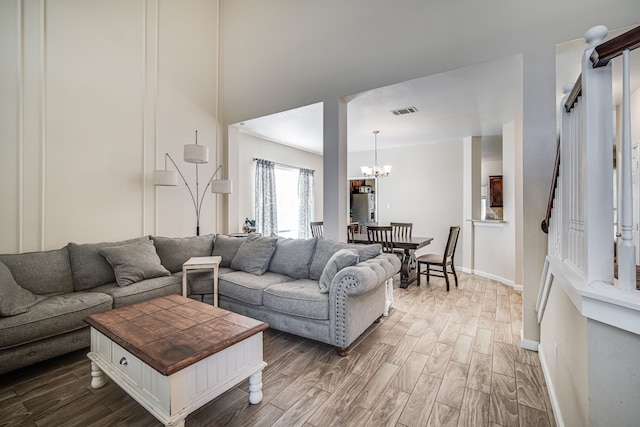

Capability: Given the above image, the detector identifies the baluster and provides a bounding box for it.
[617,49,636,291]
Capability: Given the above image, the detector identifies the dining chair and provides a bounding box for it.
[366,225,394,254]
[310,221,324,237]
[390,222,414,266]
[347,224,356,243]
[416,225,461,291]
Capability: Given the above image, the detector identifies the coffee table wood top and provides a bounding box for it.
[85,295,268,376]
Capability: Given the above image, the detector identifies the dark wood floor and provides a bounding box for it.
[0,273,555,427]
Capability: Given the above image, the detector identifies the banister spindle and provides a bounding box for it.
[617,49,636,291]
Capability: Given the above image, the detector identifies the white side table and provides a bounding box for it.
[182,256,222,306]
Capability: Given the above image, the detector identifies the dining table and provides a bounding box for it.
[352,233,433,288]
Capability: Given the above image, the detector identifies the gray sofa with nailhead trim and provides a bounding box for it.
[0,233,400,374]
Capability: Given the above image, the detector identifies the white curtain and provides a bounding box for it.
[255,159,278,235]
[298,168,315,238]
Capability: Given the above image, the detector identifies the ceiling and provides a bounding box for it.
[233,25,639,156]
[233,54,522,155]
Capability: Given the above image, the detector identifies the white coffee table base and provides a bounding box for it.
[88,329,266,427]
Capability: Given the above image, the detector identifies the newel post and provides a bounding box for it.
[582,25,614,285]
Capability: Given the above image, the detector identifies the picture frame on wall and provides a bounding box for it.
[489,175,503,208]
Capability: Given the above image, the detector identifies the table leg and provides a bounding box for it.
[213,265,219,307]
[400,248,412,288]
[90,361,106,389]
[248,369,263,404]
[384,277,394,316]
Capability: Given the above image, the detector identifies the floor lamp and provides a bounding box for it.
[153,131,232,236]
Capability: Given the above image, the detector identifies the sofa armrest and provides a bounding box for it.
[330,253,401,296]
[328,254,401,349]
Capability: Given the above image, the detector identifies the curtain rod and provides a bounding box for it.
[253,157,315,173]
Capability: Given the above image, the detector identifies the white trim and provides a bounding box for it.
[520,328,539,351]
[472,220,506,227]
[39,0,46,250]
[459,266,522,291]
[540,255,640,336]
[17,0,24,253]
[536,257,552,323]
[538,343,565,427]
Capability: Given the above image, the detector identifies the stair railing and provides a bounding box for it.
[545,24,640,290]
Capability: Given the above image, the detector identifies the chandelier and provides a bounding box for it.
[360,130,391,178]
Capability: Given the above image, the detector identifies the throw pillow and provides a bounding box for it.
[268,237,317,279]
[309,237,348,281]
[347,243,382,262]
[0,261,45,317]
[68,236,150,291]
[151,234,215,273]
[318,249,359,294]
[212,234,246,268]
[230,234,278,275]
[100,240,170,287]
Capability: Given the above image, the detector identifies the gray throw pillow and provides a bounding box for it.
[309,238,349,281]
[68,236,150,290]
[212,234,246,268]
[100,240,170,287]
[151,234,215,273]
[0,261,45,317]
[230,234,278,275]
[318,249,359,293]
[268,237,317,279]
[347,243,382,262]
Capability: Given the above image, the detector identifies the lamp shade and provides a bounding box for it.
[184,144,209,164]
[153,169,178,186]
[211,179,233,194]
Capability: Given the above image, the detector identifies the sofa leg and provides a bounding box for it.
[336,346,349,357]
[374,315,383,323]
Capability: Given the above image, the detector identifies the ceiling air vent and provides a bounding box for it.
[390,106,419,116]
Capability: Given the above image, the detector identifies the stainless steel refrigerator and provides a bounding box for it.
[351,193,376,224]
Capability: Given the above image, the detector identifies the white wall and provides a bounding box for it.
[588,319,640,426]
[539,279,589,427]
[0,0,220,253]
[233,131,323,232]
[220,0,639,345]
[348,141,464,261]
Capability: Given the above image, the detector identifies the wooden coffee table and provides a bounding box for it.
[85,295,268,427]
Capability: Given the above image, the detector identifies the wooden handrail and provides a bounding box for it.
[563,24,640,113]
[564,74,582,113]
[591,25,640,67]
[541,138,561,234]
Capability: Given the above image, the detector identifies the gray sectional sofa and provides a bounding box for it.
[0,233,400,375]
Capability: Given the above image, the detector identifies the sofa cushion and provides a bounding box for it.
[100,240,170,286]
[0,292,113,350]
[0,261,45,317]
[212,234,246,268]
[151,234,215,273]
[269,237,317,279]
[0,247,74,295]
[263,279,329,320]
[231,234,278,275]
[89,275,181,309]
[68,236,150,291]
[318,249,359,294]
[218,271,293,305]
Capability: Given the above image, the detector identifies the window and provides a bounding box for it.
[275,166,301,238]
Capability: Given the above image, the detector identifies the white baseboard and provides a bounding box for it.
[520,329,539,351]
[537,343,565,427]
[459,267,522,291]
